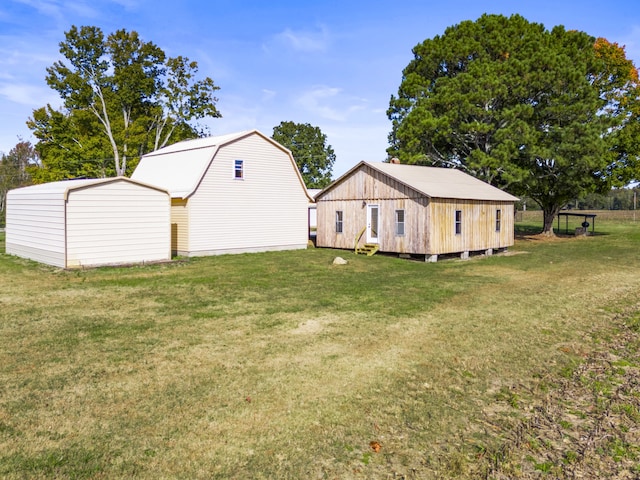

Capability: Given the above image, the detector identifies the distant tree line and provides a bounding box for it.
[0,141,39,227]
[518,187,639,211]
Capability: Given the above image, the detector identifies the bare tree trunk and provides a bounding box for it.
[91,87,121,177]
[153,114,176,151]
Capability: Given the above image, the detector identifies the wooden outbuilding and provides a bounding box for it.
[6,177,170,268]
[314,161,519,261]
[132,130,311,257]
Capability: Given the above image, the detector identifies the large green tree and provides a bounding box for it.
[272,121,336,188]
[0,140,38,226]
[388,14,639,234]
[30,25,221,180]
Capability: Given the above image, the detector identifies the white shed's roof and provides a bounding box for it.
[8,177,167,200]
[320,161,519,202]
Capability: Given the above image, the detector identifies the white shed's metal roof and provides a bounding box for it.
[320,161,519,202]
[8,177,167,200]
[132,130,271,198]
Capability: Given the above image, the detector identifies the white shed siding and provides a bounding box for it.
[65,181,170,267]
[188,134,308,254]
[6,189,66,267]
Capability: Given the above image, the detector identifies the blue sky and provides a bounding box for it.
[1,0,639,178]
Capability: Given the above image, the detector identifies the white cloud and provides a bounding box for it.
[11,0,104,29]
[261,89,276,101]
[295,85,368,122]
[13,0,64,23]
[107,0,140,8]
[0,82,60,107]
[0,44,58,69]
[65,0,101,18]
[267,25,331,54]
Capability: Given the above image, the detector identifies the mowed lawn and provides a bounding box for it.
[0,215,639,479]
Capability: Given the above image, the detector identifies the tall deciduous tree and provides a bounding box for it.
[32,25,221,179]
[388,14,639,234]
[272,121,336,188]
[27,106,114,181]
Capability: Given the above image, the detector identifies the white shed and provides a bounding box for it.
[6,177,170,268]
[132,130,311,256]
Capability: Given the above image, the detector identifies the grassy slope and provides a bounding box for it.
[0,221,638,478]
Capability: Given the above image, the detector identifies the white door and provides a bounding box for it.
[366,204,379,243]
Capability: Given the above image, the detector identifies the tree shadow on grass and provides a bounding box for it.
[515,224,543,237]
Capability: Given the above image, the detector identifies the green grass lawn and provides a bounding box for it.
[0,219,639,478]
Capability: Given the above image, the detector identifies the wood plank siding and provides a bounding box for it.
[427,199,514,254]
[316,166,428,253]
[316,163,515,256]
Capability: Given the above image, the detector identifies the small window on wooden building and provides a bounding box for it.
[335,211,343,233]
[455,210,462,235]
[395,209,405,236]
[496,209,502,232]
[234,160,244,179]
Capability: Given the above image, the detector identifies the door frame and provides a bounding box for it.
[366,204,380,244]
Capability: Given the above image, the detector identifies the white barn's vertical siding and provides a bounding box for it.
[65,181,170,267]
[188,134,309,255]
[6,186,66,267]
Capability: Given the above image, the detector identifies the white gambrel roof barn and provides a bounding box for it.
[132,130,311,257]
[6,177,171,268]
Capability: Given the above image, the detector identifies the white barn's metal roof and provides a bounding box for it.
[132,130,299,198]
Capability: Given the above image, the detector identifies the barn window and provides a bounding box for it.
[335,211,343,233]
[395,209,405,236]
[234,160,244,179]
[496,209,502,232]
[455,210,462,235]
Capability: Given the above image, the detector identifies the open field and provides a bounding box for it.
[0,218,639,479]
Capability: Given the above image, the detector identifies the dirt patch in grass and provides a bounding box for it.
[475,304,640,479]
[516,232,592,243]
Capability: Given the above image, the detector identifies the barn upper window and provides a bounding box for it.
[455,210,462,235]
[496,209,502,232]
[234,160,244,179]
[335,211,343,233]
[395,209,405,236]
